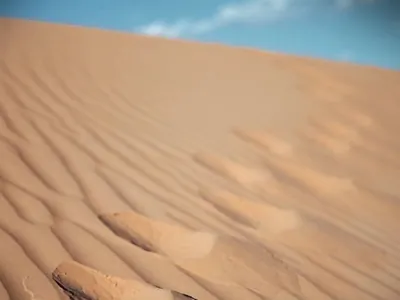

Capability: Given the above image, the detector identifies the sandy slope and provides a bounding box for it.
[0,17,400,300]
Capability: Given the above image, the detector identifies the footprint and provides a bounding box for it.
[100,211,326,299]
[233,129,294,157]
[193,152,275,190]
[332,102,374,129]
[199,189,302,236]
[263,155,354,196]
[303,116,362,156]
[197,190,390,288]
[302,125,353,155]
[197,192,398,299]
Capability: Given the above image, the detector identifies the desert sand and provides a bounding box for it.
[0,17,400,300]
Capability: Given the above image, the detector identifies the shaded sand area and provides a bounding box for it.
[1,18,400,300]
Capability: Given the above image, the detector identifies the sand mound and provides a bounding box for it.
[100,211,217,260]
[53,261,196,300]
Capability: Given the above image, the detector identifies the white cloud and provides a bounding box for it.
[335,0,374,9]
[137,0,375,38]
[337,49,354,61]
[335,0,353,9]
[137,0,295,38]
[138,20,192,38]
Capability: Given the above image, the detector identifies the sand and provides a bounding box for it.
[0,17,400,300]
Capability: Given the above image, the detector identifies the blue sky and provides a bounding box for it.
[1,0,399,69]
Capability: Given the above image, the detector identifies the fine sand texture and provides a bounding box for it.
[1,18,400,300]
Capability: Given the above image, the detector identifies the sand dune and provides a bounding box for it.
[0,17,400,300]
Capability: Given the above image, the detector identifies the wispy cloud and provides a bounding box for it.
[335,0,374,9]
[137,0,298,38]
[137,0,374,38]
[337,49,354,61]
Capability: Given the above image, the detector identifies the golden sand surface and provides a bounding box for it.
[0,18,400,300]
